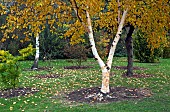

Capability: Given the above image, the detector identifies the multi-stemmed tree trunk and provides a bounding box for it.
[86,10,128,93]
[125,25,134,76]
[70,0,128,94]
[31,34,40,70]
[68,0,169,94]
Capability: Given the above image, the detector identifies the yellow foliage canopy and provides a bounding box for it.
[103,0,170,50]
[1,0,169,49]
[1,0,66,42]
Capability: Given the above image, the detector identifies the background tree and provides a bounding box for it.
[1,0,66,69]
[65,0,169,94]
[163,36,170,58]
[40,23,68,60]
[125,24,134,76]
[97,0,170,76]
[0,2,7,49]
[126,0,169,75]
[134,30,162,63]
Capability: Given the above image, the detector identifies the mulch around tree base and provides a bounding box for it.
[24,66,53,71]
[113,66,147,70]
[31,74,61,79]
[35,67,53,71]
[0,87,39,98]
[122,73,154,78]
[66,87,152,103]
[64,66,93,69]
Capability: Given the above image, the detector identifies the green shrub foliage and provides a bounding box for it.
[0,44,34,88]
[134,31,161,63]
[163,47,170,58]
[40,23,68,60]
[115,39,127,57]
[163,38,170,58]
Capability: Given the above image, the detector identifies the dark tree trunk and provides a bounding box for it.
[125,25,134,76]
[31,58,38,70]
[0,43,3,50]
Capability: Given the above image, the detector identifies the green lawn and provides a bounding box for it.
[0,57,170,112]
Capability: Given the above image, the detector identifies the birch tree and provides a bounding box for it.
[31,34,39,69]
[65,0,127,94]
[65,0,170,94]
[97,0,170,76]
[1,0,65,69]
[126,0,168,76]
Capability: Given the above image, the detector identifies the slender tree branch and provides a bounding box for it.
[69,0,90,32]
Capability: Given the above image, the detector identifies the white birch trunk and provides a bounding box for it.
[35,34,40,61]
[101,9,128,93]
[86,11,105,68]
[86,10,110,93]
[117,0,121,24]
[31,34,39,69]
[106,10,128,69]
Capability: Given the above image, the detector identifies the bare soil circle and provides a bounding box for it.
[64,66,93,69]
[31,74,61,79]
[66,87,152,103]
[113,66,147,70]
[0,87,39,98]
[122,73,154,78]
[24,66,53,71]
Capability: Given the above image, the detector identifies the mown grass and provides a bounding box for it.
[0,57,170,112]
